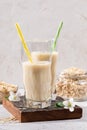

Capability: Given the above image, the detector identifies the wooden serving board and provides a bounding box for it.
[3,96,82,122]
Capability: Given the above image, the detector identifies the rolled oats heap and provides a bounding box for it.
[0,81,18,103]
[56,67,87,101]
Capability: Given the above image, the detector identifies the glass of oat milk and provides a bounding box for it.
[21,40,52,108]
[25,40,58,99]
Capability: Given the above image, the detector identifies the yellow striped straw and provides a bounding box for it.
[15,23,33,63]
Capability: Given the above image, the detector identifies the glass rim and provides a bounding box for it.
[26,39,54,43]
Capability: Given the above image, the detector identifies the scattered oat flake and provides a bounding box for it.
[0,116,19,123]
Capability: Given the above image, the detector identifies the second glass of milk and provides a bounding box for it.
[30,41,58,98]
[22,40,52,108]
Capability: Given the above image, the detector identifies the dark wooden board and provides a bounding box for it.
[3,96,82,122]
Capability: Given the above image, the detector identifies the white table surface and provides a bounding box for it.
[0,90,87,130]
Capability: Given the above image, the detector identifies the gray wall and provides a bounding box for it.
[0,0,87,87]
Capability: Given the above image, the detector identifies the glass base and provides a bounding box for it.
[24,98,51,108]
[52,93,57,100]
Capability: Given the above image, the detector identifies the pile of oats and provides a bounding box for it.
[56,67,87,100]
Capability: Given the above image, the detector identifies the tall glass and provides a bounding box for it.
[29,41,58,97]
[21,40,52,108]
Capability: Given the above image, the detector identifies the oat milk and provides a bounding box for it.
[31,52,58,93]
[23,61,51,101]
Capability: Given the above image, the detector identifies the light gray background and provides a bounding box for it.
[0,0,87,87]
